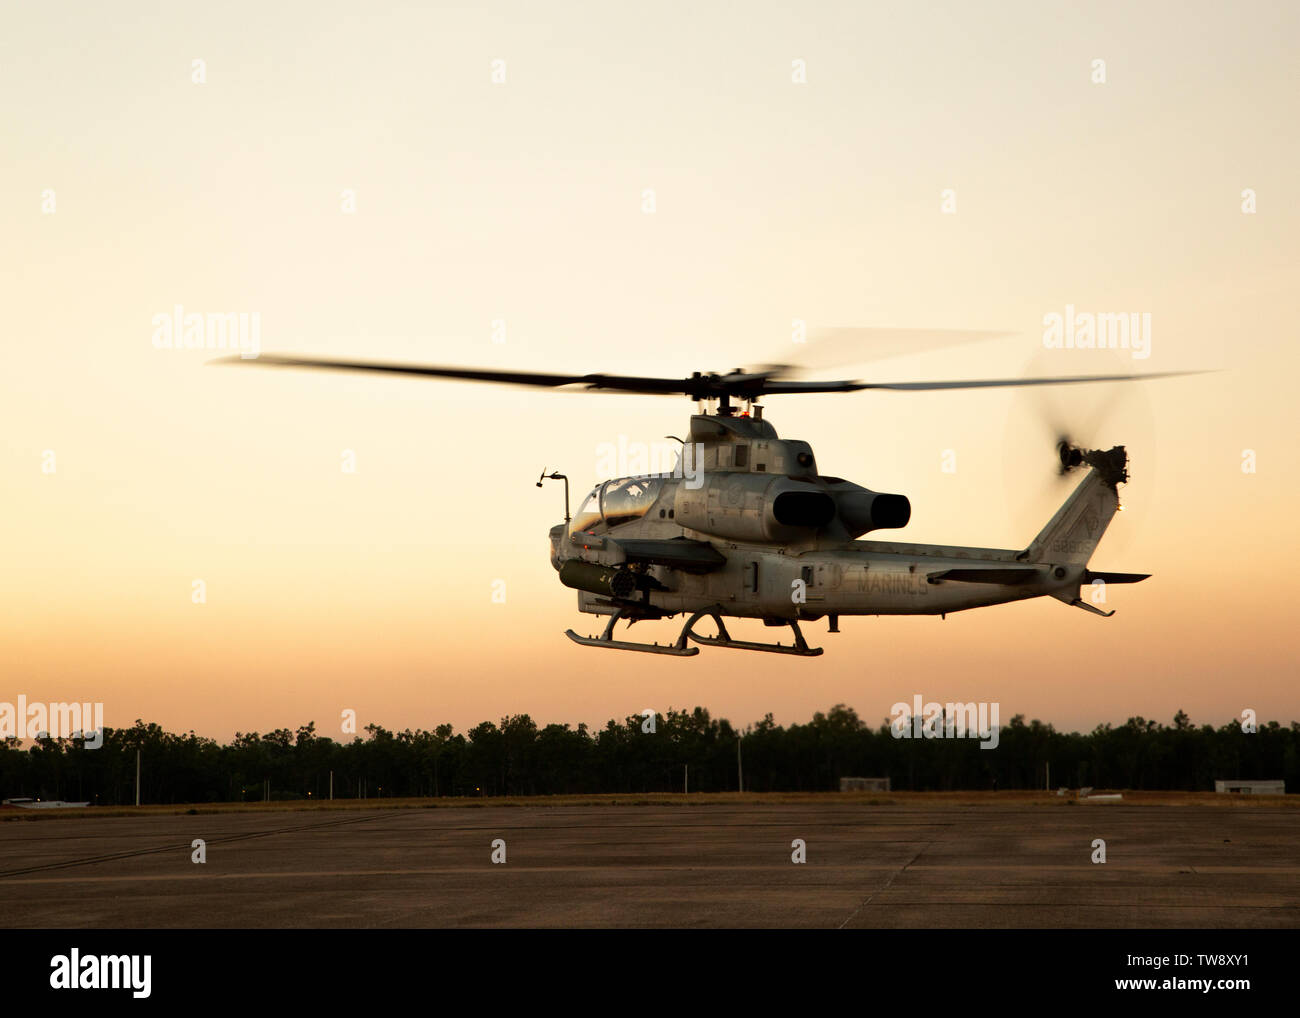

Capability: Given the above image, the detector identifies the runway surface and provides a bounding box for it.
[1,803,1296,927]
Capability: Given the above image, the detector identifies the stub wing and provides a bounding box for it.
[611,537,727,574]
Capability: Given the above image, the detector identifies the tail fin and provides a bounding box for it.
[1024,446,1128,565]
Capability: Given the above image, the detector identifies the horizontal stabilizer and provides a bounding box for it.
[1084,570,1150,585]
[927,567,1039,586]
[613,537,726,573]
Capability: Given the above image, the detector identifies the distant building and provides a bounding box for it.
[840,777,890,792]
[1214,779,1285,795]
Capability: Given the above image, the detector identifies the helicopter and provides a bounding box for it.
[220,341,1194,657]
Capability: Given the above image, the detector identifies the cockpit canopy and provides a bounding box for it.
[570,476,666,538]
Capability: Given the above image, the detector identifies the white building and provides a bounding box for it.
[1214,779,1285,794]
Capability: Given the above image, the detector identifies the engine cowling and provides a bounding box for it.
[832,486,911,537]
[675,475,837,542]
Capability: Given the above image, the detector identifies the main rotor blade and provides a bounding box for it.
[212,355,693,394]
[840,369,1208,393]
[214,354,1208,399]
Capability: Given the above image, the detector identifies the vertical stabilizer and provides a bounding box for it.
[1025,447,1127,565]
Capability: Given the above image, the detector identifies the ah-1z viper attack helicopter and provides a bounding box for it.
[226,339,1189,657]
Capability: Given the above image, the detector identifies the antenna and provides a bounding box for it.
[536,469,570,524]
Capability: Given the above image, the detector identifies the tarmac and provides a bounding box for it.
[0,802,1296,927]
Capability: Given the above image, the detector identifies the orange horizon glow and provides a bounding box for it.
[2,2,1297,745]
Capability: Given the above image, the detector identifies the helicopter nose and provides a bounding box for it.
[548,524,565,570]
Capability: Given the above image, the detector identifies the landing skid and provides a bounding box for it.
[565,607,699,656]
[564,607,823,657]
[684,611,823,657]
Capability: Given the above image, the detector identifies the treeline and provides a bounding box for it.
[1,707,1295,805]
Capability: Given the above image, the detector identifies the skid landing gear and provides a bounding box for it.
[564,607,823,657]
[682,610,823,656]
[565,607,700,656]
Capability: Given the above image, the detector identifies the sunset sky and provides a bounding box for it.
[3,1,1297,743]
